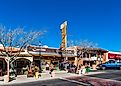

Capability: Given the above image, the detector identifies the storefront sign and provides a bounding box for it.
[108,53,121,59]
[91,56,97,60]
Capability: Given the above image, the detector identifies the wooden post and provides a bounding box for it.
[4,57,9,83]
[89,53,91,66]
[74,57,78,66]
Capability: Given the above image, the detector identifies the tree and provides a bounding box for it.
[68,39,98,72]
[0,25,43,81]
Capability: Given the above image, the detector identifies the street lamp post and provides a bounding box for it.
[39,41,42,73]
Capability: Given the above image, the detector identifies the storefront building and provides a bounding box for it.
[0,45,109,76]
[0,48,33,76]
[66,46,108,67]
[27,45,108,69]
[27,45,76,71]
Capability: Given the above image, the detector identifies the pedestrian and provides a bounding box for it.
[45,62,49,71]
[65,62,69,72]
[67,62,71,73]
[78,65,83,75]
[82,65,86,74]
[34,66,40,79]
[49,63,55,77]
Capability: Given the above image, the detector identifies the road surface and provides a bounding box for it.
[3,79,91,86]
[86,70,121,81]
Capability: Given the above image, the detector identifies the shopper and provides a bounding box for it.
[49,63,55,77]
[34,66,40,79]
[78,65,83,75]
[82,65,86,74]
[45,62,49,71]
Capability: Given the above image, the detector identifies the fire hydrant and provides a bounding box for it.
[35,72,39,79]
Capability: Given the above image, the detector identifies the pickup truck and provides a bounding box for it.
[99,60,121,70]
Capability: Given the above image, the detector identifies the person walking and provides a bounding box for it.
[34,65,40,79]
[49,63,55,77]
[45,62,49,71]
[82,65,86,75]
[78,65,83,75]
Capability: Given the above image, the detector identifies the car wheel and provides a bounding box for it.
[102,67,106,70]
[119,67,121,70]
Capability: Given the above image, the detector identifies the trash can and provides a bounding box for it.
[86,66,90,73]
[4,75,9,83]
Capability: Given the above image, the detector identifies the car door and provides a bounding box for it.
[105,61,111,68]
[109,60,116,68]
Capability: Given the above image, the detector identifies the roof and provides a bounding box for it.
[28,45,59,50]
[67,46,108,52]
[108,51,121,55]
[0,46,25,52]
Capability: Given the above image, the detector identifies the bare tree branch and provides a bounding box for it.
[0,25,43,71]
[68,39,98,72]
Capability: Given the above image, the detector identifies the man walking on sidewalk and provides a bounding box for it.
[49,63,55,77]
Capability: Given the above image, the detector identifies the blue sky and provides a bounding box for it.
[0,0,121,51]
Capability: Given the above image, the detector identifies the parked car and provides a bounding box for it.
[99,60,121,70]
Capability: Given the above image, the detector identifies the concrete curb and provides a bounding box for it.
[1,77,59,85]
[59,77,91,86]
[0,72,74,85]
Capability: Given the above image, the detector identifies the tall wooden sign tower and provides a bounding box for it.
[60,21,67,50]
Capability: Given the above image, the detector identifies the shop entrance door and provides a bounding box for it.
[34,60,41,72]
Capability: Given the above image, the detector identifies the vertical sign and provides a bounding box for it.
[60,21,67,50]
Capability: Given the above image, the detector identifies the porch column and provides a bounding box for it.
[99,53,102,64]
[4,57,10,83]
[102,53,106,63]
[74,57,78,66]
[65,56,68,60]
[89,53,91,66]
[85,53,88,65]
[96,54,99,65]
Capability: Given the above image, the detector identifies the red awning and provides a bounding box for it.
[108,53,121,59]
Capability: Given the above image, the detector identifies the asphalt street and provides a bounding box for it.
[2,79,90,86]
[86,70,121,81]
[64,70,121,86]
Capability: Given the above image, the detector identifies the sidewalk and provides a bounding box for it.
[0,70,78,85]
[0,70,108,85]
